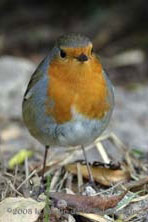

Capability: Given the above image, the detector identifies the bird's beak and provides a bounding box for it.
[77,53,88,62]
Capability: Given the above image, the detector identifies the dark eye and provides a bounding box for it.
[60,49,66,58]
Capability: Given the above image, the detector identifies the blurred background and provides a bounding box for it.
[0,0,148,162]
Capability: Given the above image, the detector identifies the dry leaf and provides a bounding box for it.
[78,212,107,222]
[65,164,130,186]
[49,191,127,213]
[0,197,45,222]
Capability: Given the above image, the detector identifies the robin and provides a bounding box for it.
[22,33,114,184]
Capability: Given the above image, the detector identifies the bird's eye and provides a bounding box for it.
[60,49,66,58]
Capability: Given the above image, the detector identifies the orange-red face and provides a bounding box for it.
[59,43,93,61]
[46,43,110,124]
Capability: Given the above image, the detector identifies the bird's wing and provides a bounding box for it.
[23,55,50,101]
[96,54,114,110]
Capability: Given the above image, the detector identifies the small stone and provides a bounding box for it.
[82,185,96,196]
[57,199,67,209]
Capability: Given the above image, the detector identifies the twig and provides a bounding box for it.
[66,174,73,191]
[131,194,148,202]
[58,171,69,191]
[13,164,18,187]
[50,169,62,191]
[77,163,83,192]
[25,156,29,188]
[109,133,127,153]
[7,179,23,196]
[16,169,36,190]
[95,141,110,163]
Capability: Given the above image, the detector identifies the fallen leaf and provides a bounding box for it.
[8,149,33,169]
[0,197,45,222]
[49,191,127,213]
[65,163,130,186]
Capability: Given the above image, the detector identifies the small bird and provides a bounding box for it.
[22,33,114,184]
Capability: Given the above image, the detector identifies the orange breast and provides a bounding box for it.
[46,56,110,124]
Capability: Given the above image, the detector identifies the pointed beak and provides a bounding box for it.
[77,53,88,62]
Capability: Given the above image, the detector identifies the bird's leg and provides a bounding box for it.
[32,145,50,197]
[81,145,94,183]
[41,145,50,186]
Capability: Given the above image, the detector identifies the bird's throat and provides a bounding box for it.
[46,57,110,123]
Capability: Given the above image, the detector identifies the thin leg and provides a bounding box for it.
[41,145,50,184]
[81,145,94,183]
[33,146,50,196]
